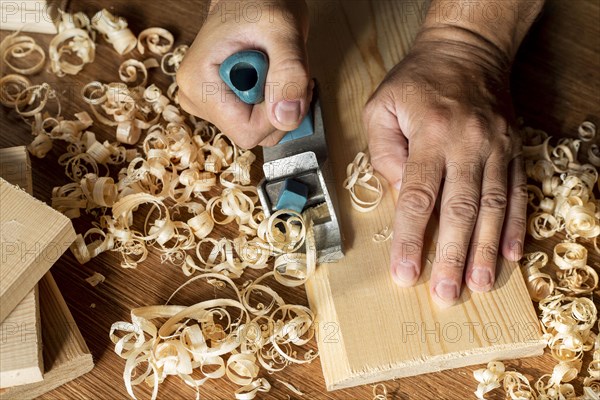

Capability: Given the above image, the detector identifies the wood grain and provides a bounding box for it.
[0,177,75,322]
[0,0,66,34]
[307,218,545,390]
[0,0,598,399]
[0,287,43,388]
[0,147,43,388]
[0,272,94,399]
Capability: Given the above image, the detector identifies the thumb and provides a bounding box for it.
[364,99,409,192]
[265,38,311,132]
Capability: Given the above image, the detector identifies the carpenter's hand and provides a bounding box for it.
[177,0,311,148]
[364,31,527,307]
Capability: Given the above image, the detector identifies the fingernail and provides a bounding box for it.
[434,280,459,303]
[394,180,402,191]
[275,100,301,126]
[393,262,417,286]
[470,268,491,287]
[509,240,523,261]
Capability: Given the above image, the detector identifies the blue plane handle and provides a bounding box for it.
[219,50,269,105]
[219,50,314,142]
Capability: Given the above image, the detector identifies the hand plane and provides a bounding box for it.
[220,51,344,262]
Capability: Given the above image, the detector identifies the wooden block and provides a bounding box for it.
[0,272,94,399]
[0,288,43,388]
[306,204,545,391]
[0,147,32,194]
[0,0,65,34]
[0,175,76,323]
[0,146,43,388]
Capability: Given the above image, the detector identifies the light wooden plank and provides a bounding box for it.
[0,146,43,389]
[0,272,94,399]
[0,0,58,34]
[304,0,545,390]
[307,216,546,390]
[0,175,76,323]
[0,288,43,388]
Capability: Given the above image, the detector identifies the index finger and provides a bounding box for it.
[391,147,443,287]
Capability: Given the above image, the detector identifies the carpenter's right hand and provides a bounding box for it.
[177,0,312,149]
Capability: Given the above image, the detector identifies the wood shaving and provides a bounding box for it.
[85,272,106,287]
[578,121,596,142]
[49,10,96,76]
[373,226,393,243]
[137,28,174,56]
[0,31,46,75]
[520,251,555,301]
[276,379,304,396]
[589,144,600,168]
[478,124,600,399]
[343,152,383,212]
[92,9,137,55]
[372,383,389,400]
[0,74,31,107]
[110,273,317,400]
[474,361,505,399]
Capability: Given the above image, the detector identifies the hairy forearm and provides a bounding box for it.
[417,0,545,67]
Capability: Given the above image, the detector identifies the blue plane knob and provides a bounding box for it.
[219,50,269,105]
[219,50,314,143]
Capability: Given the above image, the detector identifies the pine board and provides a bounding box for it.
[0,272,94,399]
[0,147,43,389]
[306,214,546,390]
[0,0,66,34]
[0,287,43,388]
[0,175,76,323]
[304,0,546,390]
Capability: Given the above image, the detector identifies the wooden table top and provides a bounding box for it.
[1,1,598,399]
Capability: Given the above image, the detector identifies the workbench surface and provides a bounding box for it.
[1,1,598,399]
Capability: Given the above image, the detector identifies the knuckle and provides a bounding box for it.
[399,185,437,214]
[480,189,508,211]
[444,194,479,224]
[272,57,309,84]
[508,215,527,231]
[512,182,529,202]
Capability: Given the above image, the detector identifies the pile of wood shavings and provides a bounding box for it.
[1,9,320,400]
[475,122,600,399]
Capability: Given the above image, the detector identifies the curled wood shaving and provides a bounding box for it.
[343,152,383,212]
[85,271,106,287]
[372,383,389,400]
[0,32,46,75]
[589,144,600,168]
[276,379,304,396]
[92,9,137,55]
[49,11,95,76]
[110,273,317,400]
[520,251,555,301]
[477,124,599,399]
[137,28,174,56]
[578,121,596,142]
[0,74,31,107]
[16,82,61,120]
[161,44,188,76]
[474,361,505,399]
[373,226,393,243]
